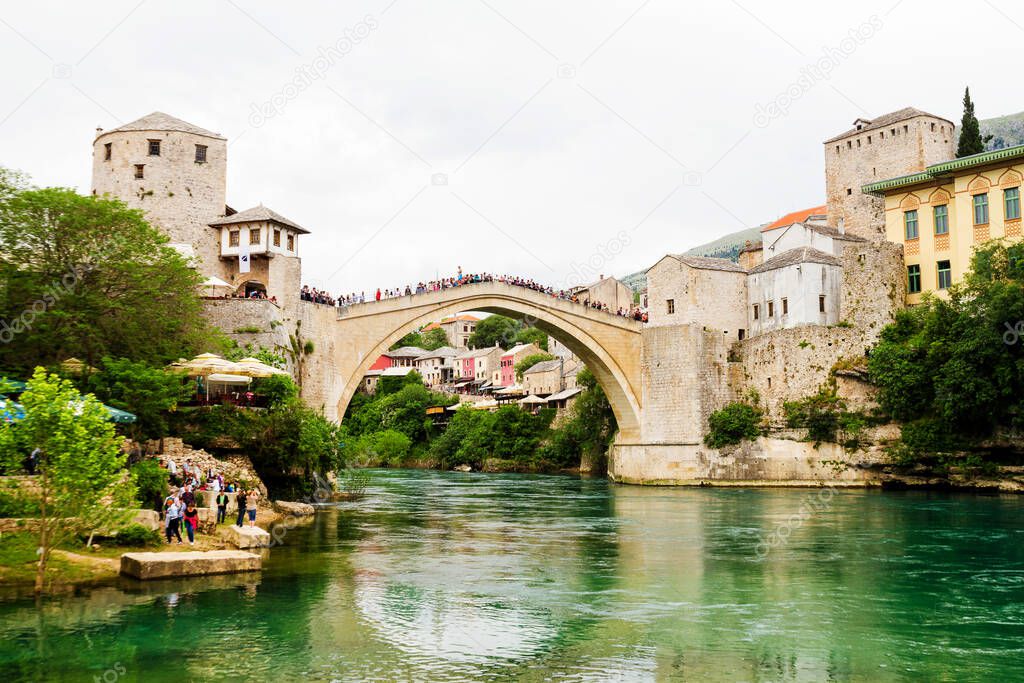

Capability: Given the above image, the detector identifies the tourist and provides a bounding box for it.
[165,498,184,544]
[216,490,228,524]
[183,502,199,546]
[181,485,195,508]
[167,457,178,483]
[246,488,260,527]
[235,488,248,527]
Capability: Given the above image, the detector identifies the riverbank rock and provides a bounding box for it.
[272,500,316,516]
[131,509,161,532]
[221,524,271,549]
[120,550,261,580]
[452,464,472,472]
[147,437,266,496]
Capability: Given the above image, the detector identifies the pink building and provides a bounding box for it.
[499,343,542,386]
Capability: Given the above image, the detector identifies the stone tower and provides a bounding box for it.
[824,107,955,239]
[92,111,228,277]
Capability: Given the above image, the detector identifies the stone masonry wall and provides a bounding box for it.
[825,113,955,239]
[92,128,228,280]
[733,241,905,421]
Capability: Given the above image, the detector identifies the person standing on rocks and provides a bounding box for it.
[165,498,183,544]
[246,489,260,527]
[216,490,228,524]
[183,502,199,546]
[235,489,248,527]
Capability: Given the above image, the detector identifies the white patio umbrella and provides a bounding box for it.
[236,357,289,378]
[201,275,233,297]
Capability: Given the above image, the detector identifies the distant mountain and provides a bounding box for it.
[979,111,1024,150]
[684,226,763,262]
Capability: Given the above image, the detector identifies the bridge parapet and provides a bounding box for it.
[335,281,643,332]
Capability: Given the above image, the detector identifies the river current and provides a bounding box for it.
[1,469,1023,681]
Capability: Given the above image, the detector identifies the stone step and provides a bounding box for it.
[221,524,271,549]
[120,550,261,580]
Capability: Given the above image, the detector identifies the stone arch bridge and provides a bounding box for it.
[331,281,645,441]
[302,281,735,483]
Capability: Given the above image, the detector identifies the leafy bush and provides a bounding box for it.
[113,523,161,547]
[233,326,262,334]
[130,459,169,511]
[254,374,298,408]
[0,487,40,517]
[704,401,762,448]
[87,357,191,440]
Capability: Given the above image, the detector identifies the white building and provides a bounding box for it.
[415,346,461,386]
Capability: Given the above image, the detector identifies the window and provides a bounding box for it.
[847,188,852,196]
[273,229,281,247]
[907,264,921,293]
[1005,187,1020,221]
[134,164,144,179]
[148,139,161,156]
[287,234,295,250]
[933,205,949,235]
[819,295,826,313]
[904,209,919,239]
[767,301,774,317]
[195,144,207,163]
[753,304,760,320]
[930,122,936,132]
[104,142,111,161]
[937,260,952,289]
[666,299,675,315]
[973,193,989,225]
[782,298,788,315]
[249,228,261,245]
[847,141,852,149]
[229,230,240,247]
[867,135,872,144]
[738,329,745,341]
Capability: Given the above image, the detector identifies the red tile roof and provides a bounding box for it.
[761,205,827,232]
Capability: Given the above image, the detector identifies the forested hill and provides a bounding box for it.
[684,226,763,262]
[979,111,1024,150]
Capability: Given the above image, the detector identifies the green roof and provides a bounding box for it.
[863,144,1024,195]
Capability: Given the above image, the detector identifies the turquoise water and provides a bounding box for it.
[1,470,1023,681]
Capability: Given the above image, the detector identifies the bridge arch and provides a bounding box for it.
[329,282,644,441]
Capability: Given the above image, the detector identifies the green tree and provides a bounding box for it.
[515,353,556,380]
[421,328,449,350]
[468,315,521,349]
[539,368,617,468]
[514,327,548,351]
[956,87,992,157]
[0,181,218,373]
[87,357,191,440]
[130,458,169,511]
[868,241,1024,457]
[0,369,134,593]
[390,330,424,350]
[253,374,299,408]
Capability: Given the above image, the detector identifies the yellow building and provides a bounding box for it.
[863,144,1024,303]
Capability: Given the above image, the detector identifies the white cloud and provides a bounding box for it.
[0,0,1018,294]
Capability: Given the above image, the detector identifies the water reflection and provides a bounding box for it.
[0,471,1023,681]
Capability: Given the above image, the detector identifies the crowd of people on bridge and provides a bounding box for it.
[300,267,648,322]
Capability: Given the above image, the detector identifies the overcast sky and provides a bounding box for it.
[1,0,1020,295]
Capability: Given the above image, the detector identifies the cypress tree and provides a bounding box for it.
[956,87,991,157]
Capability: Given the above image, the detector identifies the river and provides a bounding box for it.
[1,470,1023,681]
